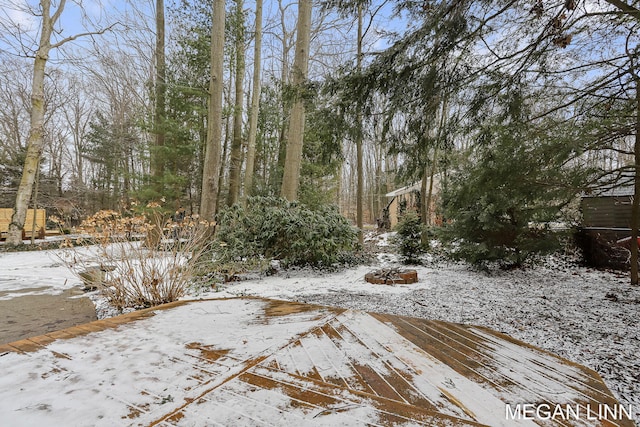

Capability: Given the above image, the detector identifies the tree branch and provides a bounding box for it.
[50,23,119,49]
[603,0,640,21]
[51,0,67,24]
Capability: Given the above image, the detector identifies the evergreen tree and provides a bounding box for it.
[441,84,591,266]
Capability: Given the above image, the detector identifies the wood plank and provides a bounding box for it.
[0,298,632,427]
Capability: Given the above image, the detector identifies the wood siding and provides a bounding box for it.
[0,208,46,233]
[581,196,632,229]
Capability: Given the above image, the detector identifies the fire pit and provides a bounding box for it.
[365,268,418,285]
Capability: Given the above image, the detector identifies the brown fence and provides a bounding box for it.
[0,208,46,237]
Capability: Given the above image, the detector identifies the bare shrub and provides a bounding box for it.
[59,207,214,312]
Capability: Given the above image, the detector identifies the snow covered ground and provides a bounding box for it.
[200,236,640,423]
[0,233,638,423]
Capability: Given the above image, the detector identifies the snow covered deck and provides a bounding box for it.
[0,297,633,426]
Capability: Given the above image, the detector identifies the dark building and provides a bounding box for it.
[581,182,634,242]
[580,178,635,268]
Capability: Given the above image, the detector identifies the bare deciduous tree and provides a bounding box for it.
[242,0,264,202]
[5,0,114,245]
[227,0,246,207]
[200,0,226,220]
[280,0,313,201]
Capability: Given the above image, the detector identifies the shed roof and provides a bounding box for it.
[385,174,442,198]
[582,171,635,198]
[385,182,421,197]
[583,185,634,198]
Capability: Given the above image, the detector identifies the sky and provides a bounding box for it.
[0,0,401,65]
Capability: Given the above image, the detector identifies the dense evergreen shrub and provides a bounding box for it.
[439,121,585,267]
[214,196,359,268]
[391,212,429,264]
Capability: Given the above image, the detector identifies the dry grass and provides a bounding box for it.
[58,208,214,311]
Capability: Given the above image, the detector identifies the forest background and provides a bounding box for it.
[2,0,640,279]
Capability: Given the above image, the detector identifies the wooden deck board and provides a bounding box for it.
[0,297,633,426]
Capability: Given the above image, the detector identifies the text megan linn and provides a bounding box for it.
[505,403,633,421]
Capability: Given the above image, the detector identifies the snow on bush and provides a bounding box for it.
[58,208,214,311]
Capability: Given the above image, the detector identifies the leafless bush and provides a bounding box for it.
[58,207,214,312]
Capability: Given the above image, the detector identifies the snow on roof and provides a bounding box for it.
[583,171,635,197]
[0,297,630,426]
[385,175,442,198]
[583,185,635,198]
[385,181,422,198]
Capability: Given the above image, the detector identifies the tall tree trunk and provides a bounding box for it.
[7,0,58,245]
[280,0,312,201]
[227,0,246,207]
[630,72,640,285]
[153,0,166,195]
[271,0,293,193]
[420,163,428,225]
[200,0,226,221]
[30,163,41,244]
[424,98,446,226]
[425,146,438,226]
[373,137,383,223]
[355,3,364,243]
[243,0,263,203]
[218,83,234,206]
[122,118,131,209]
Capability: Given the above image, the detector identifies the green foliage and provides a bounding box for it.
[214,197,359,268]
[85,112,143,210]
[392,211,428,264]
[440,117,588,267]
[299,106,345,208]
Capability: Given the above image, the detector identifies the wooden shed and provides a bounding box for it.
[383,175,440,229]
[0,208,46,240]
[581,184,633,242]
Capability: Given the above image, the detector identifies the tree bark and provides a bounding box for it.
[152,0,166,195]
[242,0,263,203]
[420,164,428,224]
[200,0,226,221]
[630,71,640,285]
[7,0,57,245]
[227,0,246,207]
[355,4,364,243]
[7,0,114,244]
[425,146,438,225]
[280,0,312,201]
[271,0,293,193]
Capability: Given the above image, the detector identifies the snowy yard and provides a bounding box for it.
[0,234,638,423]
[205,254,640,423]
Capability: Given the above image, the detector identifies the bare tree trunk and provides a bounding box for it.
[7,0,112,244]
[425,99,446,226]
[280,0,312,201]
[8,0,57,245]
[218,82,233,206]
[227,0,246,207]
[425,146,438,225]
[30,164,41,244]
[374,134,385,222]
[630,72,640,285]
[243,0,263,203]
[272,0,293,193]
[152,0,166,194]
[355,4,364,243]
[200,0,226,221]
[420,164,428,224]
